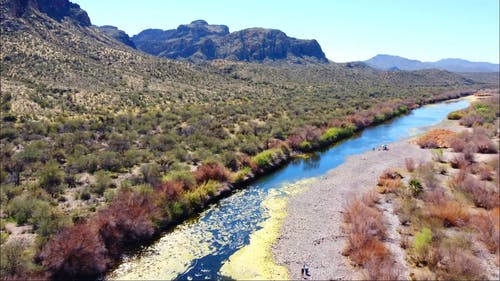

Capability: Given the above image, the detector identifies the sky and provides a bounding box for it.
[76,0,499,63]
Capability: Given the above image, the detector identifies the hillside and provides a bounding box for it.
[0,0,498,280]
[131,20,328,63]
[365,54,500,73]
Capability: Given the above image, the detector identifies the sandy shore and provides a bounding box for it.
[272,133,440,280]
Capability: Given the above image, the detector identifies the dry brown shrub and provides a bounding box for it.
[362,254,400,280]
[155,180,184,201]
[436,247,484,280]
[472,134,498,153]
[405,157,416,172]
[39,223,109,280]
[463,143,477,163]
[478,165,494,181]
[343,196,388,266]
[194,162,231,184]
[453,173,499,209]
[377,178,402,194]
[470,208,500,254]
[416,129,455,148]
[449,136,466,152]
[422,187,449,205]
[460,114,484,127]
[361,190,380,206]
[450,154,470,169]
[427,201,469,227]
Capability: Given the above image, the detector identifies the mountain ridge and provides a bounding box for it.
[131,20,328,64]
[365,54,499,73]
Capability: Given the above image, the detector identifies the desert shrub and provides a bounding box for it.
[472,133,497,153]
[416,129,454,148]
[91,170,112,195]
[362,255,400,280]
[194,162,231,184]
[251,148,282,168]
[377,170,402,194]
[449,136,466,152]
[477,164,493,181]
[155,180,184,201]
[427,201,469,227]
[140,163,161,186]
[447,110,465,120]
[94,190,160,256]
[162,170,196,190]
[422,187,449,205]
[416,162,439,189]
[342,196,387,265]
[405,157,416,172]
[39,222,109,280]
[436,247,483,280]
[408,178,423,196]
[320,127,354,144]
[38,160,64,196]
[80,188,91,201]
[450,154,470,169]
[460,114,483,127]
[7,194,48,226]
[0,239,33,279]
[413,227,433,252]
[67,154,98,173]
[99,151,122,172]
[470,208,499,254]
[431,149,445,163]
[451,173,499,209]
[233,166,252,182]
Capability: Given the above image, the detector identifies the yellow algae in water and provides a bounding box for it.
[220,180,311,280]
[108,221,213,280]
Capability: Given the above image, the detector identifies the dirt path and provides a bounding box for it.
[272,140,433,280]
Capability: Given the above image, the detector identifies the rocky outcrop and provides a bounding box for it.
[1,0,91,26]
[132,20,328,63]
[98,25,135,48]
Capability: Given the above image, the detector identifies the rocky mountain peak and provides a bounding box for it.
[132,20,328,64]
[1,0,91,26]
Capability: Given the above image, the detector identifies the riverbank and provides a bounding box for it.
[272,117,468,280]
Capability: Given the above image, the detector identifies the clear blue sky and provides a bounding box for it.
[76,0,499,63]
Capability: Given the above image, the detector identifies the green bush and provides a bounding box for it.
[320,127,354,143]
[91,170,112,195]
[412,227,432,251]
[447,110,464,120]
[38,160,64,196]
[251,148,282,168]
[409,178,423,196]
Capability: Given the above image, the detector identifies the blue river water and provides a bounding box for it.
[108,99,469,281]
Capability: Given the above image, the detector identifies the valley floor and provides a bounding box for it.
[272,117,489,280]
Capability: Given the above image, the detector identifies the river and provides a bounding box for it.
[107,98,469,280]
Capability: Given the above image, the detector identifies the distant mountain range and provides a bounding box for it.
[365,54,499,73]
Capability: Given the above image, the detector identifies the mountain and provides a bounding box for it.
[1,0,90,26]
[98,25,135,48]
[132,20,328,63]
[365,54,499,73]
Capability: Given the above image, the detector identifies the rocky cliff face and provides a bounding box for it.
[1,0,91,26]
[98,25,135,48]
[132,20,328,63]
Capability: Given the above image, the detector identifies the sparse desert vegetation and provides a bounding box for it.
[342,92,499,280]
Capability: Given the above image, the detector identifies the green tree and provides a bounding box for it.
[39,160,64,196]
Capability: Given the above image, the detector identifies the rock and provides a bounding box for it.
[98,25,135,48]
[2,0,91,26]
[132,20,328,64]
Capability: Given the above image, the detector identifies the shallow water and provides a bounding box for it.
[107,99,469,280]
